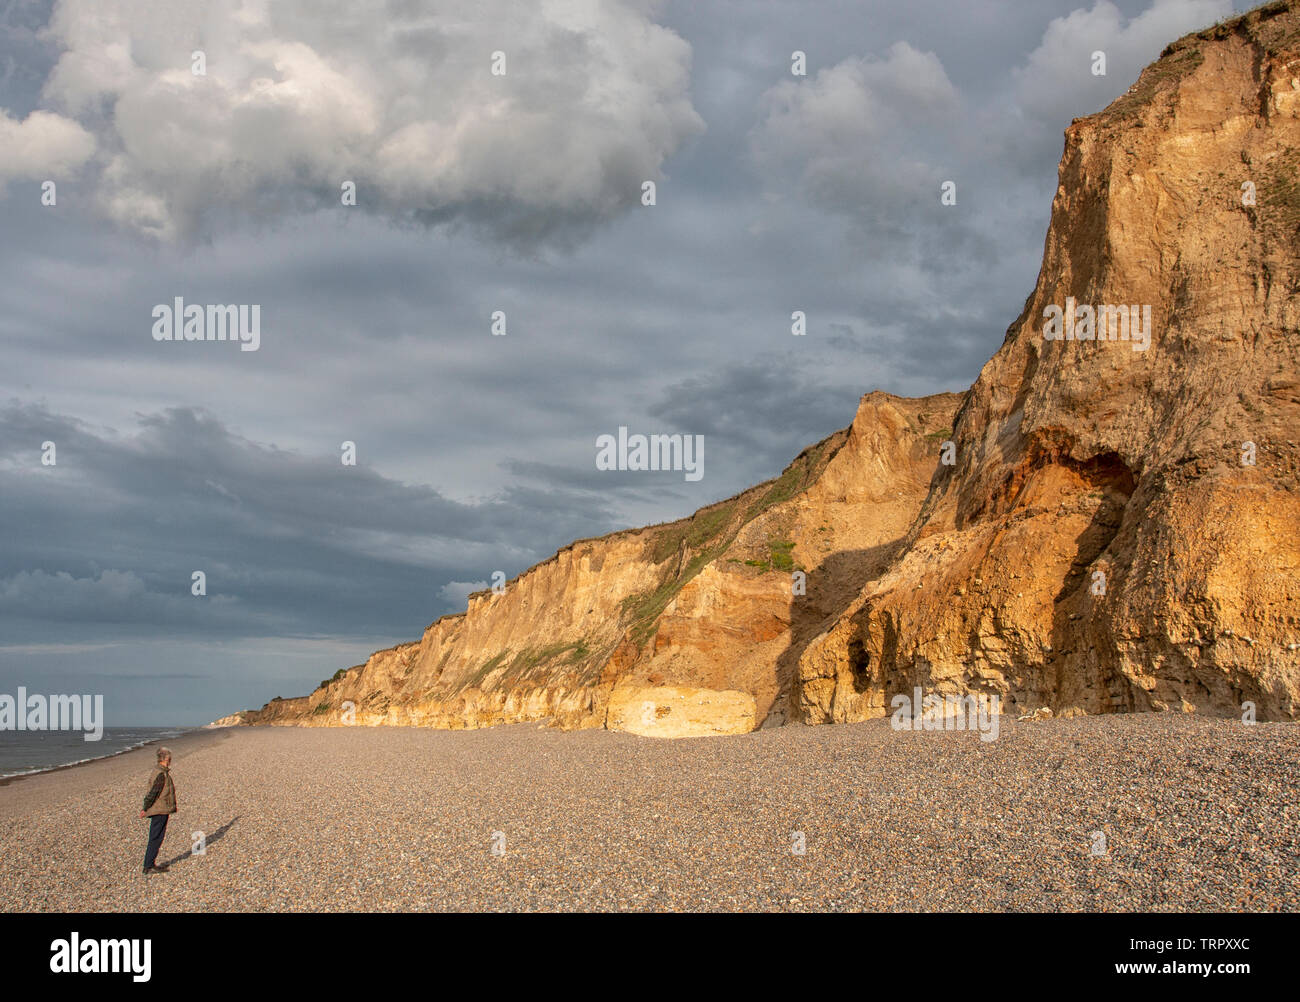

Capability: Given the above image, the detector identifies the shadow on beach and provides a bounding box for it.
[161,815,241,866]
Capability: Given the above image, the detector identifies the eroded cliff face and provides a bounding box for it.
[227,3,1300,735]
[234,391,958,735]
[797,2,1300,724]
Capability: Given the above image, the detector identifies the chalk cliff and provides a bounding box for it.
[225,1,1300,734]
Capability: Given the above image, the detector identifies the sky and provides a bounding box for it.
[0,0,1239,725]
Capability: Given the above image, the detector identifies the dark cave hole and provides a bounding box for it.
[847,638,871,694]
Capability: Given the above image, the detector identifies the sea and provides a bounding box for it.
[0,727,193,780]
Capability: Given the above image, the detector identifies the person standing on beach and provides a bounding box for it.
[139,746,177,875]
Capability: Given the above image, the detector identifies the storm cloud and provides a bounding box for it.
[0,0,1240,723]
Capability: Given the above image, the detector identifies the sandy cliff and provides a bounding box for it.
[227,2,1299,734]
[797,1,1300,724]
[235,391,958,736]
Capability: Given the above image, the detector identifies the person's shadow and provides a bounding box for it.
[161,815,240,866]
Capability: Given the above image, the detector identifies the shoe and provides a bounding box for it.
[143,863,169,874]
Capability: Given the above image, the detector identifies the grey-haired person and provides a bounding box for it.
[139,746,177,874]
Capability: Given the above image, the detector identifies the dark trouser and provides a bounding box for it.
[143,814,169,870]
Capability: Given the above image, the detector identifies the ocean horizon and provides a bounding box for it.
[0,727,194,780]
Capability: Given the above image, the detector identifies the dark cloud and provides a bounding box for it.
[0,0,1240,723]
[0,402,621,646]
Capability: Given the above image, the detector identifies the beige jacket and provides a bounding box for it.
[142,765,177,817]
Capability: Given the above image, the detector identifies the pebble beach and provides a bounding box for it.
[1,715,1296,912]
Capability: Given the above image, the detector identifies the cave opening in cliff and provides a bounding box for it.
[847,638,871,694]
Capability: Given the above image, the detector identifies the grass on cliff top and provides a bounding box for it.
[648,498,739,566]
[1162,1,1296,56]
[740,433,839,525]
[642,430,840,567]
[1093,0,1300,133]
[1102,44,1205,123]
[619,436,838,650]
[316,665,356,690]
[438,430,846,688]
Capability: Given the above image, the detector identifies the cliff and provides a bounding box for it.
[230,391,959,736]
[797,0,1300,723]
[224,1,1300,734]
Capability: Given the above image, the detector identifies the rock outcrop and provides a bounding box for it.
[797,1,1300,724]
[224,2,1299,734]
[228,391,959,735]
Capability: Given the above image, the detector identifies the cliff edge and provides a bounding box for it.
[222,1,1300,733]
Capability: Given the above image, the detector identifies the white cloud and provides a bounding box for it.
[1013,0,1232,128]
[749,42,958,225]
[24,0,704,242]
[0,109,96,184]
